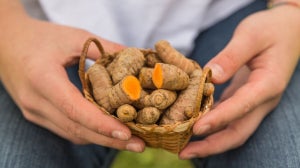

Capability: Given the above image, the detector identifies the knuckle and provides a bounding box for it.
[61,100,78,122]
[241,101,253,114]
[18,92,36,112]
[22,110,37,122]
[228,125,248,147]
[66,122,82,138]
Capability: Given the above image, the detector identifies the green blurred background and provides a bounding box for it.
[111,148,194,168]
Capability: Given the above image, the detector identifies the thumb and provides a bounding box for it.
[79,35,125,61]
[66,28,126,61]
[204,20,272,84]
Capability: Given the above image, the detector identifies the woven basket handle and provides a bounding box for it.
[78,38,106,91]
[194,67,212,115]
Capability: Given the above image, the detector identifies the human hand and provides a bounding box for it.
[0,10,145,152]
[180,5,300,159]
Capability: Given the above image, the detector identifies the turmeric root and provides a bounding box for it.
[108,75,142,109]
[136,107,162,125]
[107,48,145,84]
[145,52,162,67]
[87,63,115,113]
[155,40,200,75]
[152,63,189,90]
[138,67,156,89]
[160,69,203,125]
[116,104,137,122]
[137,89,177,110]
[132,90,150,109]
[204,83,215,96]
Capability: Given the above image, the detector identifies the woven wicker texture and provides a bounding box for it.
[78,38,214,153]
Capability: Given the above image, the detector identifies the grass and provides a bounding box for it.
[111,147,194,168]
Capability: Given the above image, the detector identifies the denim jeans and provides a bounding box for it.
[1,0,300,167]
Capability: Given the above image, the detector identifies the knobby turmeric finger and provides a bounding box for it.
[136,107,162,125]
[160,69,203,125]
[155,40,201,75]
[116,104,137,122]
[139,67,156,89]
[107,48,145,84]
[152,63,189,90]
[203,83,215,96]
[108,75,142,109]
[87,63,115,113]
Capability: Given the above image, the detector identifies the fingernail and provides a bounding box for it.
[126,143,143,153]
[195,125,211,135]
[180,153,197,160]
[206,63,223,80]
[112,131,129,141]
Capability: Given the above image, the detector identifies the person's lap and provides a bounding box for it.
[1,0,299,167]
[0,83,117,168]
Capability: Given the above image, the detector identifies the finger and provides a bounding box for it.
[33,67,133,142]
[193,66,281,136]
[63,28,125,61]
[219,66,250,102]
[205,17,273,84]
[46,108,145,152]
[22,109,88,144]
[180,98,278,159]
[24,97,145,152]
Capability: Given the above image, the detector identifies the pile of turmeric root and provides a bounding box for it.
[84,39,214,125]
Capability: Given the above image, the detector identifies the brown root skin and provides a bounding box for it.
[108,75,142,109]
[155,40,201,75]
[204,83,215,96]
[145,52,162,67]
[160,69,203,125]
[145,89,177,110]
[96,52,117,67]
[133,89,177,110]
[116,104,137,122]
[107,48,145,84]
[152,63,189,90]
[87,63,115,113]
[136,107,162,125]
[132,90,150,109]
[139,67,156,89]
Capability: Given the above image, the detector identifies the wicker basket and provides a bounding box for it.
[78,38,214,153]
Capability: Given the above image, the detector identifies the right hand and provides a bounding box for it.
[0,10,145,152]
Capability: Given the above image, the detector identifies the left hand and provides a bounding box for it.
[179,5,300,159]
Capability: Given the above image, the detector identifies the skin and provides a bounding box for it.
[0,1,145,152]
[179,5,300,159]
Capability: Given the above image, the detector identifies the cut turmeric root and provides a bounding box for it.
[160,69,203,125]
[108,75,142,109]
[107,48,145,84]
[80,38,213,127]
[152,63,189,90]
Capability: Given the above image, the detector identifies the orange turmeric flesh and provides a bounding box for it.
[122,75,142,100]
[152,63,163,88]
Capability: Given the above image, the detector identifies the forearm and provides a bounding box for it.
[0,0,31,76]
[0,0,29,21]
